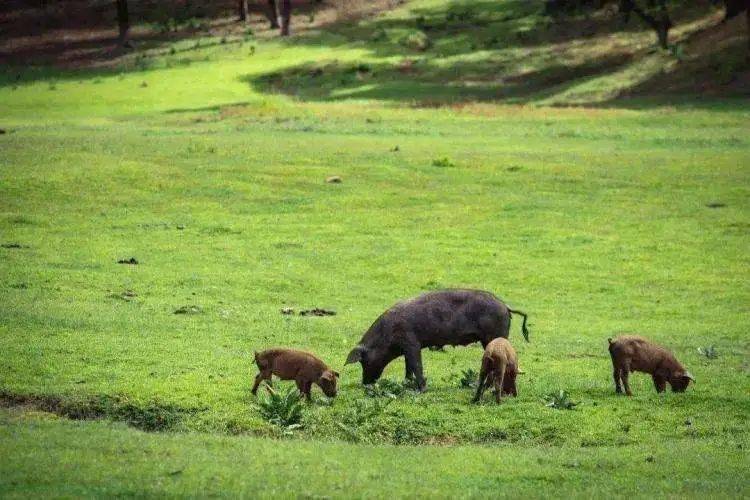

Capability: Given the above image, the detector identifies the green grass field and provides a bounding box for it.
[1,0,749,496]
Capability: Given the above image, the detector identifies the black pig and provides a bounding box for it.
[345,289,529,392]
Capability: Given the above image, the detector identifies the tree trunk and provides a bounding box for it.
[238,0,248,21]
[267,0,280,29]
[620,0,672,49]
[116,0,129,42]
[279,0,291,36]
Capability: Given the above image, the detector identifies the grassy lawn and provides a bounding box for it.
[1,0,749,496]
[1,408,747,498]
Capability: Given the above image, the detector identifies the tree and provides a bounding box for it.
[722,0,748,20]
[238,0,249,22]
[279,0,292,36]
[266,0,324,36]
[266,0,280,29]
[619,0,672,49]
[546,0,748,50]
[116,0,129,43]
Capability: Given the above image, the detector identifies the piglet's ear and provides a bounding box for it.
[684,371,695,382]
[333,371,340,378]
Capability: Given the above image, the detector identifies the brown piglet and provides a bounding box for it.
[252,348,339,400]
[472,337,519,403]
[608,335,694,396]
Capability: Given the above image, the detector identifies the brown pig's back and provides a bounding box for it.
[484,337,517,370]
[257,348,326,380]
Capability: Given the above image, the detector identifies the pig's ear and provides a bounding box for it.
[345,346,365,365]
[684,371,695,382]
[333,371,340,378]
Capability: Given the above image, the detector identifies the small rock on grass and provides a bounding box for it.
[325,176,342,184]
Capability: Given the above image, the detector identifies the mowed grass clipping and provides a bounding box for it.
[1,0,749,496]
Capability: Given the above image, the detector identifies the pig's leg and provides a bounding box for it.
[652,375,666,393]
[403,337,426,392]
[404,356,415,381]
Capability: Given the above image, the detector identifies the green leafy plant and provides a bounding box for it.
[432,157,456,167]
[364,379,406,398]
[698,345,718,359]
[400,30,432,51]
[336,397,395,443]
[256,384,304,432]
[543,390,578,410]
[459,368,479,389]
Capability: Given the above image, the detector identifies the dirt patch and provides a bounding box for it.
[280,307,337,316]
[0,391,202,431]
[300,308,336,316]
[108,289,137,301]
[174,305,202,315]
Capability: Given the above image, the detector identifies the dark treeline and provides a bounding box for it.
[545,0,749,48]
[112,0,322,41]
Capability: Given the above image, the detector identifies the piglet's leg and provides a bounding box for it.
[251,371,271,395]
[621,368,632,396]
[295,378,309,400]
[652,375,666,393]
[472,367,489,403]
[494,361,506,403]
[613,367,623,394]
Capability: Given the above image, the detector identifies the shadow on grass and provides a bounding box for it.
[247,52,634,104]
[242,0,746,108]
[0,390,205,432]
